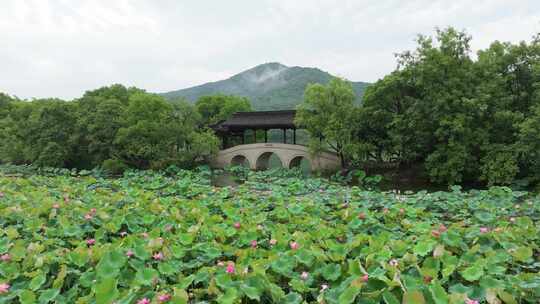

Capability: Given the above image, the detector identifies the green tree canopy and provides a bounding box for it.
[195,94,251,126]
[295,78,360,167]
[359,27,540,186]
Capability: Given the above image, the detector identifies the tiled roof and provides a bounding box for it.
[212,110,296,131]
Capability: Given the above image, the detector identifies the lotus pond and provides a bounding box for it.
[0,168,539,304]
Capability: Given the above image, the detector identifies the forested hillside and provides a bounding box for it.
[161,63,370,110]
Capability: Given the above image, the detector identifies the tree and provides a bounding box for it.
[113,92,176,168]
[295,78,360,168]
[112,92,220,169]
[195,94,251,126]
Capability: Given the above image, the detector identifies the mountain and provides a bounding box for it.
[160,62,370,110]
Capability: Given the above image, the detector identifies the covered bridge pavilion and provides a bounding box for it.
[211,110,299,149]
[210,110,341,171]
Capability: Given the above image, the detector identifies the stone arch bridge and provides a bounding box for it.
[210,143,341,171]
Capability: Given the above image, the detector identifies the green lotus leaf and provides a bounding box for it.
[321,263,342,281]
[18,290,36,304]
[382,290,400,304]
[338,285,361,304]
[402,290,426,304]
[95,277,119,304]
[429,282,449,304]
[29,272,47,291]
[295,249,315,266]
[460,264,484,282]
[414,240,436,256]
[135,267,159,285]
[511,246,532,262]
[217,288,238,304]
[283,292,302,304]
[37,288,60,304]
[240,283,261,300]
[215,273,233,289]
[179,233,195,245]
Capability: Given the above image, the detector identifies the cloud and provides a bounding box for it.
[0,0,539,99]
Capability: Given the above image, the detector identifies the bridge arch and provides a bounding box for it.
[255,151,283,170]
[230,154,250,167]
[288,155,311,170]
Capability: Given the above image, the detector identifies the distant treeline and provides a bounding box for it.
[1,27,539,187]
[0,87,249,173]
[296,28,540,187]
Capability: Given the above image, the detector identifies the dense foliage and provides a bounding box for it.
[293,28,540,187]
[0,167,539,303]
[0,85,224,171]
[195,95,251,126]
[357,28,540,186]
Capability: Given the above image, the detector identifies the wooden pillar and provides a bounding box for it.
[264,129,268,143]
[283,129,287,144]
[253,129,257,144]
[293,128,296,145]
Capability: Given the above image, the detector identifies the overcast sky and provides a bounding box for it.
[1,0,539,100]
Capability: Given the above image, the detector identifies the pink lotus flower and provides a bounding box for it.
[320,284,329,292]
[84,213,93,220]
[399,208,405,214]
[233,222,241,229]
[0,283,9,294]
[358,212,366,220]
[0,192,4,198]
[465,298,479,304]
[141,232,149,238]
[158,293,171,302]
[0,254,10,262]
[480,227,489,234]
[52,204,60,209]
[389,259,399,267]
[226,263,235,274]
[361,274,369,282]
[250,240,258,248]
[126,250,134,258]
[438,224,448,233]
[90,208,97,214]
[86,239,95,246]
[217,260,225,267]
[153,252,163,261]
[63,195,70,203]
[269,239,277,246]
[300,271,309,280]
[431,230,441,238]
[290,241,299,250]
[137,298,150,304]
[383,208,389,214]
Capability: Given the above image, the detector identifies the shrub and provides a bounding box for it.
[101,158,128,175]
